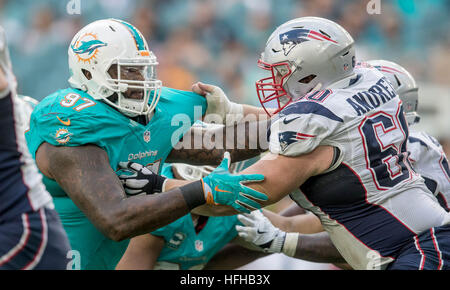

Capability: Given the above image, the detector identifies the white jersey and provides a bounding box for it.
[0,91,53,220]
[269,67,450,270]
[408,130,450,211]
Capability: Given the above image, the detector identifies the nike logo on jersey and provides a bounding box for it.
[283,116,301,125]
[57,116,71,126]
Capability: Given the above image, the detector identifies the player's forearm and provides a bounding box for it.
[242,104,275,120]
[163,178,190,191]
[116,234,164,270]
[167,119,269,165]
[37,143,199,242]
[292,232,346,263]
[207,119,270,163]
[279,202,307,216]
[262,209,319,234]
[279,213,324,234]
[237,147,335,207]
[62,167,193,241]
[108,189,191,241]
[204,243,267,270]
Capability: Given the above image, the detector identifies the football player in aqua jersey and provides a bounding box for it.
[25,19,269,270]
[188,17,450,270]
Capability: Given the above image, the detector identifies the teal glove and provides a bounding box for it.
[201,152,267,213]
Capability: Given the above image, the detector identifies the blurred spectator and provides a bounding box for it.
[429,35,450,86]
[0,0,448,138]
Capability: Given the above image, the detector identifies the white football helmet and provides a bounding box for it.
[171,164,215,181]
[68,19,162,117]
[256,17,356,116]
[367,60,420,126]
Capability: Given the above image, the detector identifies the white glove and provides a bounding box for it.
[192,82,244,124]
[236,210,299,256]
[236,210,286,253]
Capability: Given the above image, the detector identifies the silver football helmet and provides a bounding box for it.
[367,59,420,126]
[256,17,356,116]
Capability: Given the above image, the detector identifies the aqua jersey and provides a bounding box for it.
[25,87,206,269]
[151,165,239,270]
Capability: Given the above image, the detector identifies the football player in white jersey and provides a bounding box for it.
[230,59,450,270]
[0,27,71,269]
[213,17,450,270]
[367,60,449,212]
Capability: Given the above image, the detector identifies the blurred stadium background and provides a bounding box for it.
[1,0,449,148]
[1,0,449,269]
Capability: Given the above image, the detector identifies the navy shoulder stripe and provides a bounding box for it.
[280,101,343,122]
[348,74,362,86]
[422,176,438,194]
[408,136,428,149]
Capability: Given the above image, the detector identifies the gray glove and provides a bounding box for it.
[118,162,167,196]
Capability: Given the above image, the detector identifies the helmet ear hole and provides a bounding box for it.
[298,74,317,84]
[82,69,92,80]
[107,93,118,103]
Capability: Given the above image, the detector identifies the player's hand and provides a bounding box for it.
[200,152,267,213]
[192,82,243,124]
[236,210,286,253]
[118,162,167,196]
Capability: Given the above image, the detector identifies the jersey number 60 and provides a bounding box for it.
[358,105,415,190]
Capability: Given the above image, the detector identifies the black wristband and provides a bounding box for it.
[179,180,206,210]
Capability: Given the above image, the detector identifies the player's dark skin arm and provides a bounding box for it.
[36,142,193,242]
[205,215,346,269]
[292,232,346,263]
[205,231,346,269]
[166,119,269,165]
[205,241,267,270]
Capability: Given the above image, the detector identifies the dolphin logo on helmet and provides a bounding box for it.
[71,39,107,56]
[71,32,107,64]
